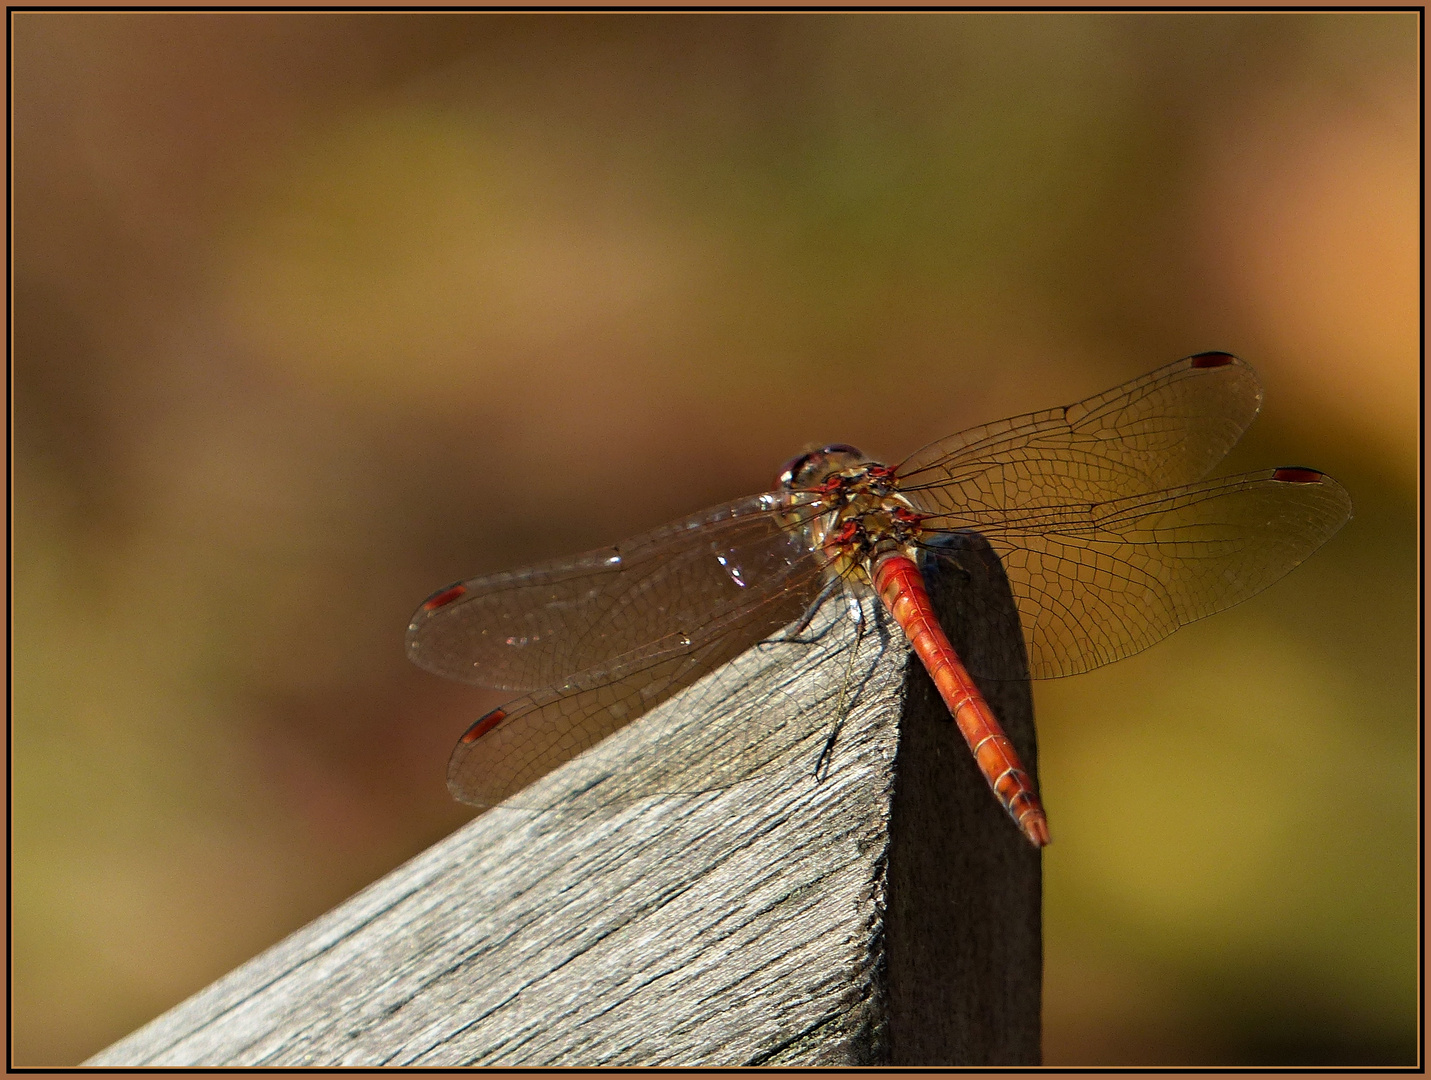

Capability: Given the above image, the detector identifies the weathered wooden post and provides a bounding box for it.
[886,531,1042,1064]
[88,533,1040,1066]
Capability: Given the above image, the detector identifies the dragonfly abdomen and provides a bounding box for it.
[872,551,1050,848]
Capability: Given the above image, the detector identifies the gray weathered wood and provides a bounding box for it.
[89,535,1040,1066]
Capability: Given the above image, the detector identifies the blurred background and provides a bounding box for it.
[12,12,1418,1066]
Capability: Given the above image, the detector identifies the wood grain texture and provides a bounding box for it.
[88,536,1040,1067]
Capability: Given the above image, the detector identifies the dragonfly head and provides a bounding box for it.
[777,444,869,490]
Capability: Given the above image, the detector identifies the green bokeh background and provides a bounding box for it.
[13,12,1419,1066]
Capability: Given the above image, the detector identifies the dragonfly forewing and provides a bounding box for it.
[896,352,1264,515]
[407,491,822,690]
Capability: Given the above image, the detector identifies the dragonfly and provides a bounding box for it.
[407,352,1351,847]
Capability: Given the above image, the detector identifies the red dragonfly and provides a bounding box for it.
[407,353,1351,847]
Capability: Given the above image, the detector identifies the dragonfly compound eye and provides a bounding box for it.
[776,452,816,490]
[776,444,868,489]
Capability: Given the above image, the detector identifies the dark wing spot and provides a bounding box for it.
[461,708,507,744]
[422,584,468,611]
[1189,351,1238,369]
[1272,467,1324,484]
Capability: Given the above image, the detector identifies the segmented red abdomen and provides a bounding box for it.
[873,552,1050,848]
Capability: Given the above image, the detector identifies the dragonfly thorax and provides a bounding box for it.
[777,449,928,586]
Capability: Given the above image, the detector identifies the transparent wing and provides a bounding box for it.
[446,558,831,809]
[918,468,1352,679]
[897,352,1264,514]
[407,492,821,690]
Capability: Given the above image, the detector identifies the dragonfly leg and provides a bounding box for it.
[813,590,867,781]
[759,574,846,648]
[867,587,893,648]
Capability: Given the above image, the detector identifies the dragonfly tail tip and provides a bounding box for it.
[1022,813,1051,848]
